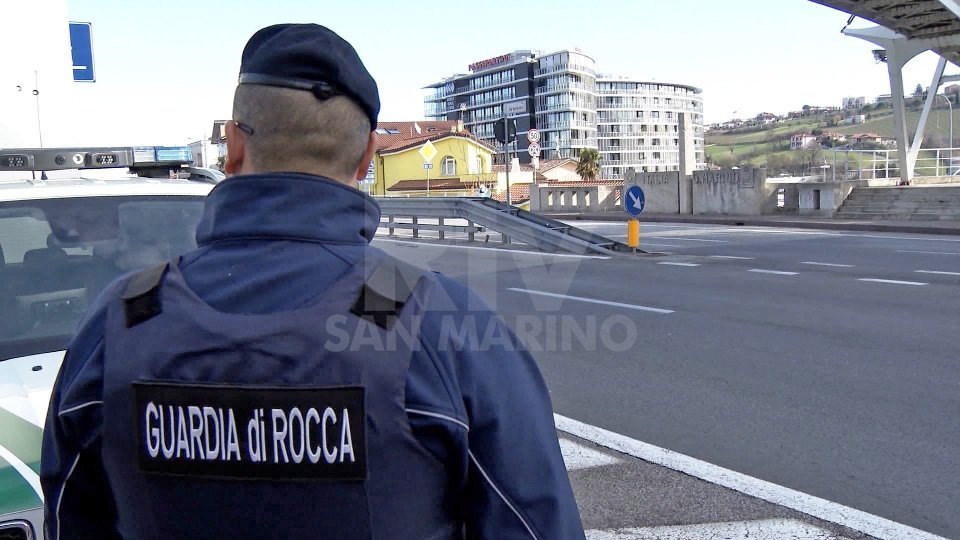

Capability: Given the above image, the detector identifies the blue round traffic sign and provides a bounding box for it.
[625,185,645,216]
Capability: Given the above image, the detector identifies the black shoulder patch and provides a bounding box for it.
[121,262,169,328]
[351,256,426,330]
[134,382,366,482]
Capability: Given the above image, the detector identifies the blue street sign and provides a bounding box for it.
[625,185,645,216]
[69,22,95,82]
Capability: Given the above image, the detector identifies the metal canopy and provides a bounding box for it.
[810,0,960,183]
[812,0,960,64]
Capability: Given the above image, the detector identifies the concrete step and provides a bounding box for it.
[840,204,959,211]
[846,196,957,201]
[834,210,960,220]
[839,186,960,220]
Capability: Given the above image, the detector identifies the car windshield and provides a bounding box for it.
[0,195,205,361]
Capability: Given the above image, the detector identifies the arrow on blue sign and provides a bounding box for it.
[625,185,645,216]
[69,22,95,82]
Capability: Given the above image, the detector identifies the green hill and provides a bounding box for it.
[706,106,960,174]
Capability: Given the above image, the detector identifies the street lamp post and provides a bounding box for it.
[938,94,954,174]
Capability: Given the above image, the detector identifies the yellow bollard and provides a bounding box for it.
[627,219,640,249]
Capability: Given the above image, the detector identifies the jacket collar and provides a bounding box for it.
[196,173,381,245]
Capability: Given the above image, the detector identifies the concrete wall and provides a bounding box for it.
[530,186,616,213]
[797,180,868,216]
[692,168,775,215]
[625,169,680,214]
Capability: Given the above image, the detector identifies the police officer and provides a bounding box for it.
[41,23,585,540]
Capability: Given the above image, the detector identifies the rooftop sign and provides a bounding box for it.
[469,53,513,72]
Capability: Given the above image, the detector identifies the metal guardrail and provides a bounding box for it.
[376,197,634,255]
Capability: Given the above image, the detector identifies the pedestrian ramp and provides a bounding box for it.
[376,197,634,256]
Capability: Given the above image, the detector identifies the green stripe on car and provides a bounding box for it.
[0,452,42,515]
[0,408,43,476]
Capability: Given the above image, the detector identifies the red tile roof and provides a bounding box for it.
[381,132,495,154]
[375,121,459,152]
[387,178,473,192]
[492,184,531,204]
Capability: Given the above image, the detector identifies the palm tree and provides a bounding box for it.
[576,148,601,181]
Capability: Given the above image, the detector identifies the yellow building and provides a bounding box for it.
[371,121,496,197]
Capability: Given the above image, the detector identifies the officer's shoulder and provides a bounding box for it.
[421,272,494,315]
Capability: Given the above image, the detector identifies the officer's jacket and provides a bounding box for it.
[41,173,586,540]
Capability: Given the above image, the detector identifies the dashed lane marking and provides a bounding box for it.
[858,278,928,286]
[897,250,959,256]
[801,262,855,268]
[657,262,701,267]
[507,288,675,314]
[647,236,728,243]
[915,270,960,276]
[708,255,755,260]
[748,269,799,276]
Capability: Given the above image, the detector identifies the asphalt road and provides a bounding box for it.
[374,222,960,539]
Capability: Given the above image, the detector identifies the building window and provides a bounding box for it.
[442,156,456,176]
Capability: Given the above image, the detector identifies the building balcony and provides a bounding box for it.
[534,63,597,78]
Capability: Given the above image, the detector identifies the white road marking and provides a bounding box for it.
[0,443,43,500]
[801,261,855,268]
[507,288,674,314]
[641,242,687,248]
[916,270,960,276]
[374,238,611,259]
[559,438,621,471]
[897,250,960,256]
[855,233,960,242]
[708,255,755,260]
[586,518,851,540]
[858,278,929,286]
[647,236,728,243]
[555,415,947,540]
[748,269,798,275]
[657,262,701,267]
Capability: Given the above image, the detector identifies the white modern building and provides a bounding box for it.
[595,78,705,178]
[425,49,704,178]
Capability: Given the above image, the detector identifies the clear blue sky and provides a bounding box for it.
[52,0,960,145]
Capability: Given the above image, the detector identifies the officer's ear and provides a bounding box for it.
[354,131,378,181]
[225,121,248,176]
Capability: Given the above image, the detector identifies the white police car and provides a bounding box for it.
[0,146,214,539]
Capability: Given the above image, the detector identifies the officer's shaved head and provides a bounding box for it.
[231,85,372,180]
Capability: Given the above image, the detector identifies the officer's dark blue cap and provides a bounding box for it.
[239,24,380,129]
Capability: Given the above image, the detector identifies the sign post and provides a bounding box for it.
[624,185,646,251]
[419,140,438,196]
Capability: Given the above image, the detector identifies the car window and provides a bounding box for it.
[0,196,205,361]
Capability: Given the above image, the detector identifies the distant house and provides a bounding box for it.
[849,133,893,147]
[756,112,779,125]
[790,134,818,150]
[372,120,495,197]
[209,120,230,167]
[875,94,893,105]
[842,96,866,109]
[822,132,848,143]
[946,85,960,95]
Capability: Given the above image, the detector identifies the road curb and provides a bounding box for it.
[543,213,960,236]
[554,414,948,540]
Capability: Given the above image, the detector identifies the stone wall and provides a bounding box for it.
[691,168,775,215]
[624,170,680,214]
